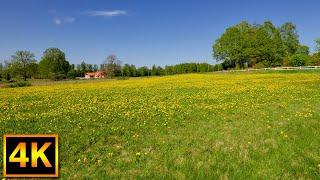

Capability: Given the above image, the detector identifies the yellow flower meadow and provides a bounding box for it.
[0,71,319,179]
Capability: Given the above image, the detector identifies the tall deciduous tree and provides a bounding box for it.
[280,22,300,56]
[213,21,255,69]
[93,64,98,71]
[311,39,320,65]
[254,21,285,67]
[0,62,3,80]
[122,64,131,76]
[297,45,310,55]
[80,61,87,72]
[39,48,70,78]
[315,38,320,53]
[137,66,149,76]
[87,64,93,72]
[311,53,320,66]
[213,21,305,68]
[10,51,38,81]
[104,54,122,77]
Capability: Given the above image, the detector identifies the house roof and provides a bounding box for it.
[85,71,105,76]
[85,72,96,76]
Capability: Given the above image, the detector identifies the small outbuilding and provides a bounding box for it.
[85,71,105,79]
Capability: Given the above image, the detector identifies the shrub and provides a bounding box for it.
[213,64,223,71]
[67,70,77,79]
[51,73,66,81]
[282,57,291,66]
[310,53,320,66]
[254,62,266,69]
[6,81,31,88]
[289,54,311,67]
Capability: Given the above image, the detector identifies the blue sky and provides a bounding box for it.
[0,0,320,66]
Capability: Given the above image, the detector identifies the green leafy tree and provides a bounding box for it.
[213,21,255,69]
[66,70,77,79]
[130,64,137,77]
[2,61,12,80]
[198,63,213,72]
[157,66,165,75]
[87,64,93,72]
[254,21,286,67]
[39,48,70,78]
[0,62,3,80]
[122,64,131,76]
[114,60,122,76]
[280,22,300,55]
[165,65,174,75]
[297,45,310,55]
[310,53,320,66]
[151,65,158,76]
[315,38,320,53]
[10,51,38,81]
[310,39,320,65]
[80,61,87,71]
[93,64,98,71]
[70,64,75,70]
[76,64,81,70]
[104,54,119,77]
[213,64,223,71]
[289,54,311,66]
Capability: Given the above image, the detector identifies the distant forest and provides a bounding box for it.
[0,50,217,81]
[1,21,320,81]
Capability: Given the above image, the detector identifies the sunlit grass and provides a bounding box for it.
[0,71,319,179]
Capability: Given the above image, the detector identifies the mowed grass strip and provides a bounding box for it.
[0,71,319,179]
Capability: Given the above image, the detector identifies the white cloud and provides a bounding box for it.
[53,18,62,25]
[64,17,75,23]
[85,10,127,17]
[53,16,75,25]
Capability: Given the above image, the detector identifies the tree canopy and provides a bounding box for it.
[10,51,38,81]
[39,48,70,78]
[212,21,311,68]
[280,22,300,56]
[315,38,320,53]
[254,21,285,67]
[213,21,255,68]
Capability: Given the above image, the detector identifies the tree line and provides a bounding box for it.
[1,21,320,82]
[0,48,217,81]
[213,21,320,69]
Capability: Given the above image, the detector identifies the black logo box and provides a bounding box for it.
[3,134,58,178]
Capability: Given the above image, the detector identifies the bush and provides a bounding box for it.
[254,62,266,69]
[289,54,311,67]
[51,73,66,81]
[6,81,31,88]
[67,70,77,79]
[310,53,320,66]
[282,57,291,66]
[213,64,223,71]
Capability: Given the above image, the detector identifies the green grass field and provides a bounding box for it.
[0,71,319,179]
